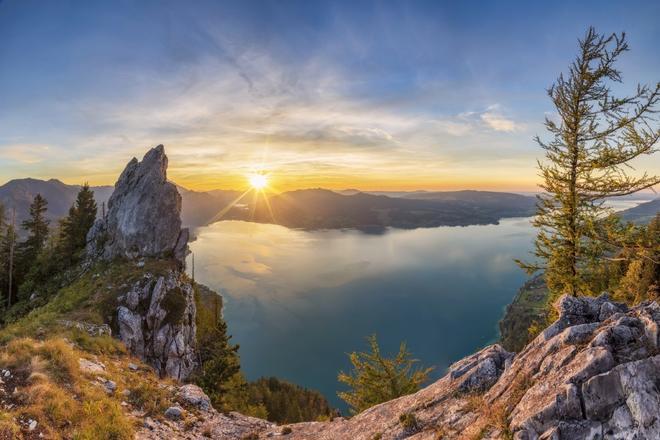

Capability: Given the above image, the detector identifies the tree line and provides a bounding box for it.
[0,184,98,321]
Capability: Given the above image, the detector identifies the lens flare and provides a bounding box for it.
[249,174,268,189]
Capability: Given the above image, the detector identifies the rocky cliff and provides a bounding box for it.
[239,294,657,440]
[86,144,189,266]
[86,145,197,380]
[116,269,197,381]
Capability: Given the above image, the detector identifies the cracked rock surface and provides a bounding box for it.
[116,270,197,381]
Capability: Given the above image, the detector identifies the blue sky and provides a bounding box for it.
[1,0,658,190]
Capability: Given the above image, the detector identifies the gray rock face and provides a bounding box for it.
[86,145,189,266]
[260,295,660,440]
[117,270,197,380]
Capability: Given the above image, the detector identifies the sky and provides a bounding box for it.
[1,0,659,192]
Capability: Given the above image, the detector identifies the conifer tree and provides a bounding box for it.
[196,313,242,408]
[60,183,97,258]
[0,219,17,309]
[337,335,433,414]
[519,28,660,296]
[0,202,6,237]
[20,194,50,263]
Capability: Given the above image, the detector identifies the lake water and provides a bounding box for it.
[187,217,537,411]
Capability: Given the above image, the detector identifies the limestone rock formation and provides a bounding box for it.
[252,294,660,439]
[116,269,197,380]
[86,144,189,265]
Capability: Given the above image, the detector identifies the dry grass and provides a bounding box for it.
[0,337,136,439]
[0,258,182,439]
[458,374,533,440]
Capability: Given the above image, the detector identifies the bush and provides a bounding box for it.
[399,412,419,432]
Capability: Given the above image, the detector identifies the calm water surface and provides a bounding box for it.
[188,218,538,410]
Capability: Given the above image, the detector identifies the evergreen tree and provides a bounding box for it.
[519,28,660,296]
[60,183,97,259]
[195,309,242,409]
[20,194,50,263]
[337,335,433,414]
[0,202,6,237]
[0,222,18,310]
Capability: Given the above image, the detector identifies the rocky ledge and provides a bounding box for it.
[243,294,660,440]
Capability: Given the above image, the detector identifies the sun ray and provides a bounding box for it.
[208,189,251,224]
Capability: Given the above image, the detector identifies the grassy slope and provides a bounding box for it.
[0,259,185,439]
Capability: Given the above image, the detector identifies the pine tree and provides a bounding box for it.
[0,202,6,237]
[60,183,98,259]
[196,312,242,409]
[519,28,660,297]
[337,334,433,414]
[0,220,18,310]
[20,194,50,263]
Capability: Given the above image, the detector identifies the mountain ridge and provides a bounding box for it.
[1,178,539,232]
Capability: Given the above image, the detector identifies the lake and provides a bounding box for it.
[187,217,537,411]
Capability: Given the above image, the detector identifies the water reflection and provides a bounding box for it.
[188,219,536,410]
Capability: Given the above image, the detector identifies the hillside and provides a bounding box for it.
[620,198,660,224]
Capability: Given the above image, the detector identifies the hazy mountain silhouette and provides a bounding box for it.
[0,179,539,232]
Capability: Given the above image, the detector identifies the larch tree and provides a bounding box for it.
[519,27,660,297]
[337,334,433,414]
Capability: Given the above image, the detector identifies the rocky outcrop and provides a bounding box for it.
[136,385,275,440]
[251,294,660,439]
[116,269,197,380]
[86,145,189,266]
[83,145,197,381]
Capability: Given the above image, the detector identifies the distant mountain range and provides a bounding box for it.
[227,188,538,232]
[0,178,114,233]
[0,178,543,233]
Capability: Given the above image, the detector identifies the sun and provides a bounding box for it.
[249,173,268,190]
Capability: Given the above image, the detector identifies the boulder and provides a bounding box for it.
[178,384,212,411]
[164,406,184,420]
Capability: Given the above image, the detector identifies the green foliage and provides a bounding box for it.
[244,377,333,424]
[518,28,660,297]
[161,287,187,325]
[19,193,50,265]
[2,185,101,321]
[193,283,242,411]
[338,334,433,414]
[59,183,97,261]
[609,214,659,305]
